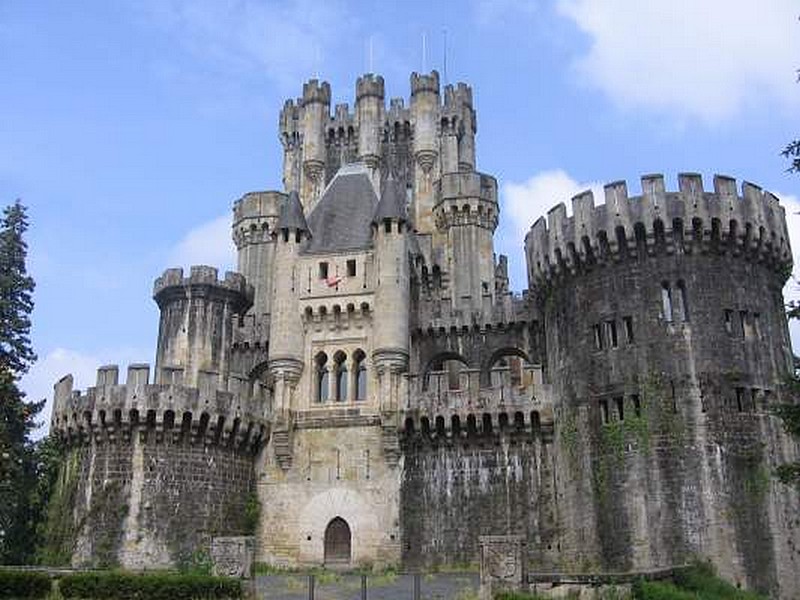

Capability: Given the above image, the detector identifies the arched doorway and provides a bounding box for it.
[323,517,351,565]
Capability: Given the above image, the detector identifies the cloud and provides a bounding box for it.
[556,0,800,122]
[473,0,538,26]
[20,347,144,438]
[141,0,355,90]
[502,169,603,244]
[168,214,236,272]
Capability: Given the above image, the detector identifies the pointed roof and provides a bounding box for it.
[303,165,378,254]
[277,190,309,233]
[373,175,407,224]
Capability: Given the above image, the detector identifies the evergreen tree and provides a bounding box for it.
[0,200,42,564]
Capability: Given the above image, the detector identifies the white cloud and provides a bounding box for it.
[141,0,355,90]
[557,0,800,122]
[168,214,236,272]
[502,169,603,244]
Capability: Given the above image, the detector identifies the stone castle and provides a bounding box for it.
[49,71,800,597]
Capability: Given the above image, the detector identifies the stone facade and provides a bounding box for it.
[48,71,800,598]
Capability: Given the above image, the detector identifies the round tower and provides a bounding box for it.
[153,266,253,391]
[300,79,331,208]
[525,173,797,597]
[410,70,440,233]
[279,99,301,192]
[434,171,499,315]
[232,191,284,321]
[355,73,385,189]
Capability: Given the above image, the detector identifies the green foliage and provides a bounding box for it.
[36,449,79,566]
[242,493,260,535]
[784,139,800,173]
[59,572,242,599]
[494,592,548,600]
[0,201,45,565]
[0,569,52,598]
[177,550,213,576]
[671,561,763,599]
[632,580,696,600]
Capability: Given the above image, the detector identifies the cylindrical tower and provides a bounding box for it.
[410,70,440,233]
[434,171,499,315]
[355,73,385,189]
[153,266,253,390]
[232,191,284,320]
[300,79,331,208]
[525,173,797,597]
[279,99,301,192]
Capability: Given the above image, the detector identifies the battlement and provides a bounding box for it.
[444,82,473,109]
[355,73,385,101]
[153,266,253,307]
[526,173,792,286]
[301,79,331,106]
[50,364,267,450]
[279,99,301,142]
[233,191,285,223]
[435,171,497,204]
[410,70,440,96]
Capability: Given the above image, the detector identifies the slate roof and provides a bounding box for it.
[373,175,407,223]
[303,164,378,254]
[277,190,309,232]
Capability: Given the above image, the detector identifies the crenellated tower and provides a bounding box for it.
[355,74,385,190]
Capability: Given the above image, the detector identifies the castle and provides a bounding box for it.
[48,71,800,597]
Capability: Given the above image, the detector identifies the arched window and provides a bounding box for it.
[334,351,347,402]
[316,352,329,402]
[661,281,673,322]
[354,350,367,401]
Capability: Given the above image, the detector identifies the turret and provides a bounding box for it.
[355,74,385,189]
[232,191,284,321]
[410,70,441,233]
[279,99,301,192]
[372,176,410,413]
[434,172,499,315]
[445,83,476,172]
[153,266,253,390]
[300,79,331,208]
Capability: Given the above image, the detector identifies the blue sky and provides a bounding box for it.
[1,0,798,432]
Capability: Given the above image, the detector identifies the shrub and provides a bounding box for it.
[672,562,763,600]
[0,569,52,598]
[59,571,242,599]
[632,580,696,600]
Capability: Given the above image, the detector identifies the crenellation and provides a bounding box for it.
[410,70,440,97]
[527,173,793,287]
[301,79,331,107]
[355,73,384,101]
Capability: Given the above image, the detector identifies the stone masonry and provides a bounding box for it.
[48,71,800,598]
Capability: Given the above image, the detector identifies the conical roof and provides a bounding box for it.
[373,175,407,224]
[277,190,310,233]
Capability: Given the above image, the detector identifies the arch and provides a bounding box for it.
[466,414,478,435]
[422,351,469,391]
[435,415,446,436]
[482,347,532,387]
[404,417,415,434]
[334,351,347,402]
[353,349,367,401]
[323,517,351,565]
[315,352,329,403]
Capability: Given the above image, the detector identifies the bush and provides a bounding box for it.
[672,562,763,600]
[0,569,52,598]
[632,580,696,600]
[59,572,242,599]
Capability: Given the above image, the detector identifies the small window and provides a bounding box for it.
[661,282,673,322]
[614,397,624,421]
[724,309,733,333]
[623,317,634,344]
[319,262,329,279]
[753,313,761,337]
[605,320,618,349]
[599,399,610,424]
[593,324,604,350]
[631,394,641,417]
[735,387,744,412]
[676,280,688,321]
[384,220,392,233]
[740,310,749,338]
[347,259,356,277]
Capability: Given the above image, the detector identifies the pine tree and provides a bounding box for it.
[0,200,42,564]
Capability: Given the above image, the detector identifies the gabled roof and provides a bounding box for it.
[373,175,407,224]
[303,164,378,254]
[277,190,309,232]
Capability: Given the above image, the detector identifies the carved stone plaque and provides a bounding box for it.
[210,536,255,579]
[479,535,526,599]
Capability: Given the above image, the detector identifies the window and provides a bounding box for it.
[661,282,673,322]
[740,310,749,338]
[605,320,618,348]
[735,387,744,412]
[319,262,329,279]
[631,394,641,417]
[593,324,604,350]
[675,280,688,321]
[614,397,624,421]
[315,353,329,402]
[347,259,357,277]
[724,309,734,333]
[753,313,761,337]
[623,317,634,344]
[600,399,610,424]
[354,350,367,401]
[334,351,347,402]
